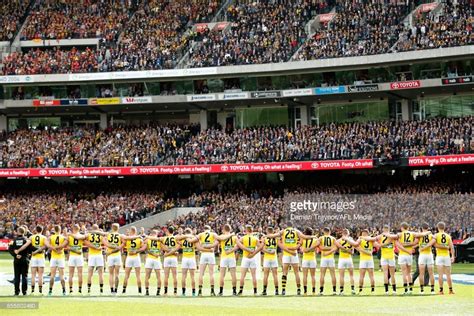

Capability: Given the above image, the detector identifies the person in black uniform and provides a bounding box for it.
[21,225,33,239]
[412,246,429,286]
[8,227,32,296]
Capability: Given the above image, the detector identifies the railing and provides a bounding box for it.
[1,45,471,84]
[0,155,473,178]
[212,0,234,22]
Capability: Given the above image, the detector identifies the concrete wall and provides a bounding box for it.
[0,115,6,130]
[118,207,203,233]
[20,38,99,48]
[189,112,200,125]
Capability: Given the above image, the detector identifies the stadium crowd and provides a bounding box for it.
[2,47,97,75]
[1,175,471,240]
[1,0,472,74]
[169,190,472,237]
[99,0,222,71]
[188,0,319,67]
[166,172,472,236]
[0,0,31,42]
[296,1,408,61]
[394,0,473,52]
[0,117,472,168]
[20,0,136,41]
[0,189,174,238]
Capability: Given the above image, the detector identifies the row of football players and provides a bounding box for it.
[15,221,455,296]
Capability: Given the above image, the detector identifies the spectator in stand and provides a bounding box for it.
[188,0,319,67]
[20,0,136,42]
[171,117,473,164]
[296,1,409,61]
[394,0,473,52]
[163,183,472,236]
[2,47,97,75]
[98,0,222,71]
[128,84,145,97]
[0,0,31,41]
[1,1,472,74]
[0,175,471,240]
[0,189,170,234]
[0,117,472,168]
[0,124,202,168]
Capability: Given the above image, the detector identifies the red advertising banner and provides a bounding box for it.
[214,22,229,31]
[0,159,374,178]
[452,239,464,245]
[195,23,208,33]
[33,99,61,106]
[390,80,421,90]
[408,154,474,167]
[319,13,335,23]
[0,239,11,251]
[420,2,438,12]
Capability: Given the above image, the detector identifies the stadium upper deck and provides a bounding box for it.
[0,0,472,75]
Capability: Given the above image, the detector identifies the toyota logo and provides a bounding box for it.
[221,165,229,171]
[39,169,47,176]
[391,82,399,89]
[130,168,138,174]
[311,163,319,169]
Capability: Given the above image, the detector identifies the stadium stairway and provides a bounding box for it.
[10,0,35,53]
[212,0,234,22]
[118,207,203,233]
[115,3,141,45]
[176,37,199,69]
[174,0,234,68]
[390,0,443,52]
[290,6,337,61]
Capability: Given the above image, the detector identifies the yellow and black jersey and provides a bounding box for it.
[418,234,433,255]
[263,236,278,260]
[282,227,299,256]
[68,235,83,256]
[434,232,451,257]
[163,235,178,257]
[220,235,237,259]
[241,234,258,258]
[399,231,415,256]
[50,234,66,259]
[87,232,103,256]
[199,231,215,249]
[380,235,395,260]
[319,235,336,259]
[301,237,317,261]
[181,239,196,258]
[359,239,374,261]
[147,239,161,258]
[337,238,353,259]
[125,237,142,257]
[31,234,46,259]
[106,232,122,257]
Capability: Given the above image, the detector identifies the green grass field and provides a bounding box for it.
[0,252,472,316]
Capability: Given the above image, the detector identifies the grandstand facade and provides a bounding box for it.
[0,0,472,177]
